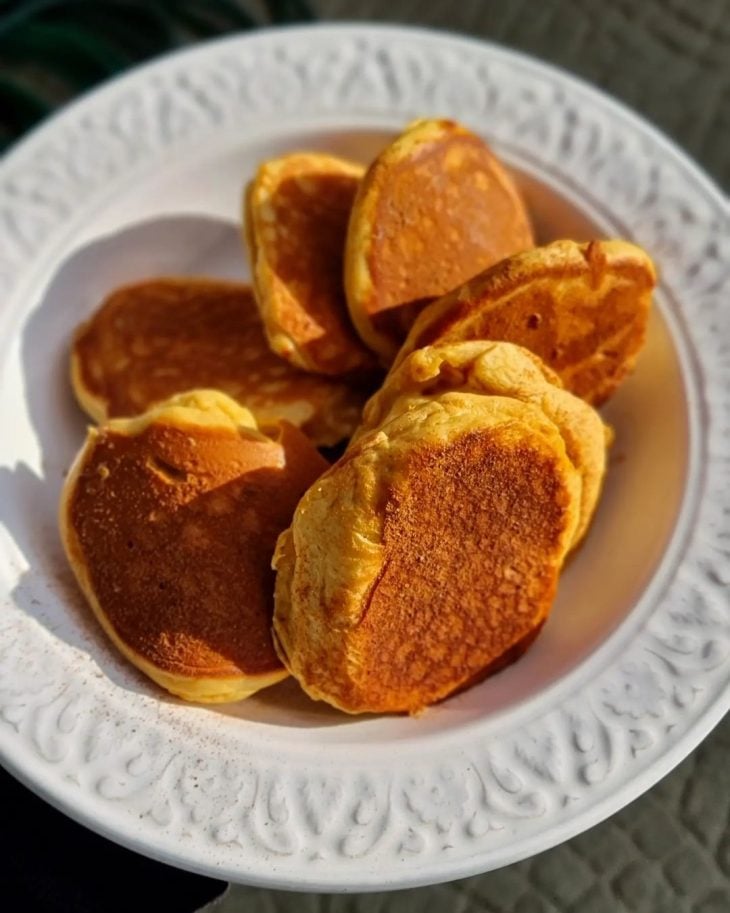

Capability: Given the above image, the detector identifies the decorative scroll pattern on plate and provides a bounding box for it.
[0,28,727,886]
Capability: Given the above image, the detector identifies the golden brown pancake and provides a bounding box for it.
[244,153,375,376]
[345,118,534,361]
[273,393,581,714]
[71,278,367,446]
[60,391,329,702]
[354,340,608,547]
[396,239,656,405]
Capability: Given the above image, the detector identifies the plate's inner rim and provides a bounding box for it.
[0,128,707,754]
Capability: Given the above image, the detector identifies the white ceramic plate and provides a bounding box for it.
[0,24,728,893]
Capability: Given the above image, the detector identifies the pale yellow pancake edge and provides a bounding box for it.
[59,394,290,704]
[245,152,369,375]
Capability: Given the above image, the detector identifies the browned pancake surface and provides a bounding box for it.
[345,119,534,359]
[346,431,569,709]
[398,239,656,405]
[72,278,367,445]
[245,154,374,375]
[66,417,327,680]
[273,396,580,714]
[354,340,609,548]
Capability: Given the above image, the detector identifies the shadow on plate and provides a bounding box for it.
[0,213,360,726]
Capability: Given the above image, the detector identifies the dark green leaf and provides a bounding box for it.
[0,21,131,86]
[0,0,70,40]
[0,0,258,44]
[152,0,258,31]
[171,5,254,39]
[171,7,230,39]
[42,4,177,59]
[263,0,314,23]
[0,75,51,136]
[0,0,319,150]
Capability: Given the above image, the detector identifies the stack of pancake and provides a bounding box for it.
[60,118,656,713]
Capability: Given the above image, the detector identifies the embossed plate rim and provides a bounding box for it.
[0,24,728,892]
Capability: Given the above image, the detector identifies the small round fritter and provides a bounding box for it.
[273,394,581,715]
[71,278,367,446]
[244,153,375,376]
[396,239,656,406]
[345,119,534,360]
[60,391,328,703]
[354,340,608,547]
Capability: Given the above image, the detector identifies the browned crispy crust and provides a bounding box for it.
[396,239,656,405]
[244,153,376,376]
[71,277,367,446]
[345,119,534,360]
[60,393,328,701]
[273,395,580,714]
[353,340,609,548]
